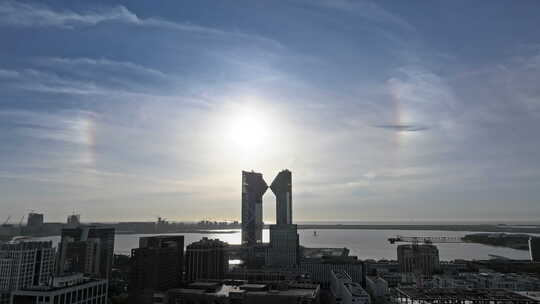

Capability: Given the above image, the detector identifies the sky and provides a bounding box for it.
[1,0,540,223]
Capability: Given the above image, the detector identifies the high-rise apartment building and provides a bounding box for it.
[0,241,55,291]
[185,238,228,282]
[397,244,440,278]
[57,226,115,279]
[129,236,184,304]
[241,171,267,246]
[270,169,292,225]
[266,169,299,269]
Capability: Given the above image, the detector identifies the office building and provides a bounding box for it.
[0,241,55,291]
[330,270,370,304]
[26,213,44,229]
[11,273,107,304]
[397,244,440,278]
[129,236,184,304]
[270,169,292,225]
[300,256,365,289]
[266,224,299,268]
[529,237,540,262]
[167,281,320,304]
[185,238,228,282]
[57,226,115,279]
[241,171,267,246]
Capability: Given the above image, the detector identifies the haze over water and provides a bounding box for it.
[34,229,533,260]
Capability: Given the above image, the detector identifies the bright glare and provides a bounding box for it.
[226,108,270,152]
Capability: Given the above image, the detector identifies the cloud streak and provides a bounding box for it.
[0,1,283,48]
[373,124,429,132]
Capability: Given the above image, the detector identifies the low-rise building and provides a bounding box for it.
[166,281,319,304]
[366,276,388,299]
[394,288,538,304]
[10,274,108,304]
[330,270,370,304]
[300,256,365,288]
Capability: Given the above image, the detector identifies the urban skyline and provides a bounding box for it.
[1,1,540,223]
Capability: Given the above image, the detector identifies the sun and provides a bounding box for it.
[226,108,269,151]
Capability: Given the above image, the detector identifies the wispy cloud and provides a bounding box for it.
[374,124,429,132]
[0,1,282,48]
[312,0,415,32]
[38,57,167,79]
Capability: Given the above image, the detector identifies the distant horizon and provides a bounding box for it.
[20,217,540,226]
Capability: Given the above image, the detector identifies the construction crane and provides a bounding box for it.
[388,235,464,245]
[388,235,465,288]
[2,216,11,226]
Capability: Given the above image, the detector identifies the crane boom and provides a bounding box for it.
[2,216,11,226]
[388,235,463,244]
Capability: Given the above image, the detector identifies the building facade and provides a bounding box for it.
[0,241,55,291]
[185,238,228,282]
[266,224,299,268]
[266,170,299,269]
[11,274,107,304]
[300,256,366,289]
[270,169,292,225]
[129,236,184,304]
[57,226,115,279]
[241,171,268,246]
[330,270,370,304]
[397,244,440,278]
[26,214,44,229]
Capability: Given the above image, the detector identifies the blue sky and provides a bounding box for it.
[1,0,539,223]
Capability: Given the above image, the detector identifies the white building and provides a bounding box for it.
[0,241,55,291]
[366,276,388,298]
[331,270,370,304]
[11,274,108,304]
[300,256,364,288]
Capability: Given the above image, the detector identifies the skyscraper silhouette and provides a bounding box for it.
[267,169,299,268]
[241,171,268,246]
[270,169,292,225]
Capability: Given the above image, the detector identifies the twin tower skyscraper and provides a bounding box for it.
[241,169,293,245]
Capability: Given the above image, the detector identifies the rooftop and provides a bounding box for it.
[397,288,538,302]
[343,282,369,297]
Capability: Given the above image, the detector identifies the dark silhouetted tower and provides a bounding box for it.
[241,171,268,246]
[129,235,184,304]
[267,169,299,268]
[270,169,292,225]
[185,238,228,282]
